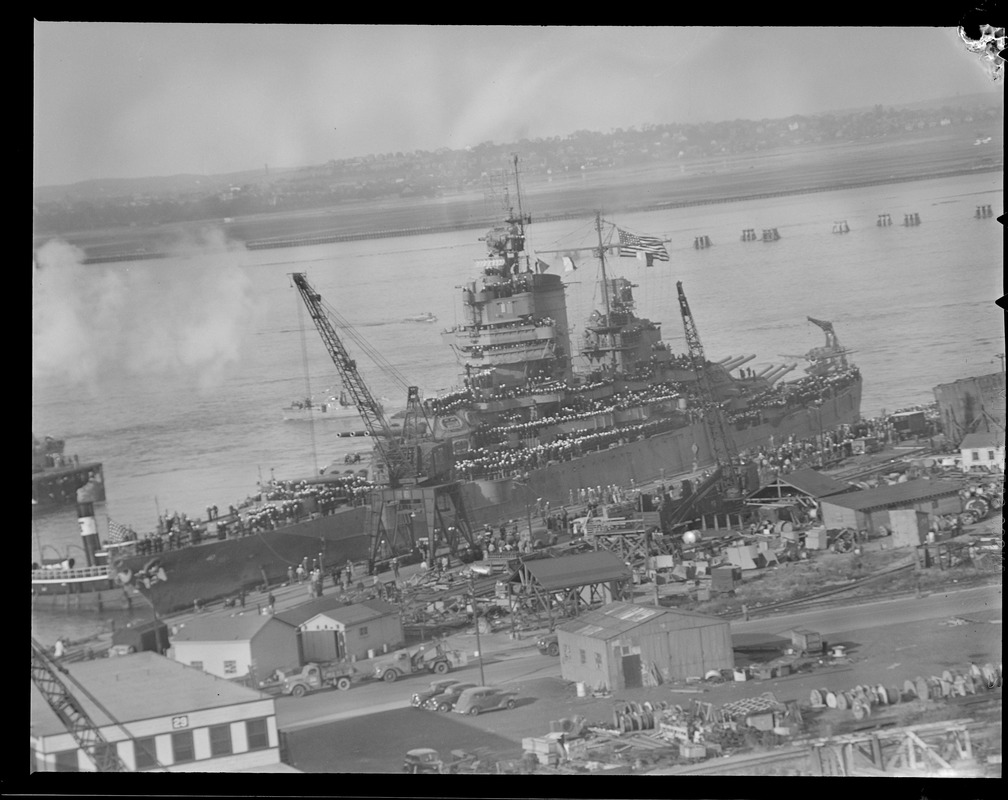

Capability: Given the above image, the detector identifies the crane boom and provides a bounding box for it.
[676,281,740,489]
[31,638,130,772]
[291,273,416,486]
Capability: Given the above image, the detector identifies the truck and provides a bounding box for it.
[371,641,468,683]
[280,661,359,697]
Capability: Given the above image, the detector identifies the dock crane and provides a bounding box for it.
[31,637,140,772]
[292,272,417,486]
[290,272,476,562]
[676,281,741,494]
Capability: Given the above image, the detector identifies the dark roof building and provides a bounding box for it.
[748,468,854,502]
[819,479,963,537]
[506,551,632,627]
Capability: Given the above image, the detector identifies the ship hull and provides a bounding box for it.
[118,506,370,615]
[459,379,862,526]
[110,381,859,616]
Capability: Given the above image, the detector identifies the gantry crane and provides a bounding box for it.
[291,273,476,561]
[676,281,741,493]
[31,638,136,771]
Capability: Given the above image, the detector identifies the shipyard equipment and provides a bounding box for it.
[676,282,741,493]
[291,273,477,562]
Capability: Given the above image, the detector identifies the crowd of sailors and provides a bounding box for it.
[725,367,861,427]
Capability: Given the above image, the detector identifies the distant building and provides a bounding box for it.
[959,431,1005,473]
[819,479,963,534]
[933,372,1005,444]
[556,601,733,692]
[276,598,403,662]
[169,612,298,683]
[30,652,295,772]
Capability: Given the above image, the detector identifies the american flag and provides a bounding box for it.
[107,518,134,544]
[617,228,669,263]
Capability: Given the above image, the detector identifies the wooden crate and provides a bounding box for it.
[790,629,822,654]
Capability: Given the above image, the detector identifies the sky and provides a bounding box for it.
[33,24,1003,187]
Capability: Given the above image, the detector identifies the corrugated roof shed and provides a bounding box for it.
[556,601,726,640]
[512,551,631,591]
[171,611,292,642]
[276,598,399,628]
[960,431,1004,450]
[820,479,962,511]
[771,468,853,498]
[30,651,267,737]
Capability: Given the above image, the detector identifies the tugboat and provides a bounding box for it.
[32,434,105,511]
[403,312,438,323]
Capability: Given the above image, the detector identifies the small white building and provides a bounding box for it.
[959,431,1005,473]
[277,598,403,662]
[169,612,298,682]
[31,651,291,772]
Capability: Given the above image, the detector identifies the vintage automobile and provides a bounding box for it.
[425,682,479,712]
[537,633,559,657]
[452,686,519,716]
[402,748,443,774]
[411,678,462,709]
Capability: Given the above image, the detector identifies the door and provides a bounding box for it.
[622,653,642,689]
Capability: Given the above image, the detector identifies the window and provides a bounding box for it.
[54,750,79,772]
[223,660,237,675]
[134,737,157,770]
[562,644,570,661]
[359,626,368,636]
[579,649,586,665]
[171,730,195,763]
[972,450,981,462]
[91,743,118,769]
[246,718,270,751]
[190,661,203,670]
[932,499,939,509]
[209,724,233,757]
[988,450,995,461]
[594,652,603,670]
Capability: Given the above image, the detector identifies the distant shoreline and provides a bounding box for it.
[241,164,1004,252]
[33,134,1003,261]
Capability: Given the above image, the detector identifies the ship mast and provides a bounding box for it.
[595,212,617,370]
[512,153,529,272]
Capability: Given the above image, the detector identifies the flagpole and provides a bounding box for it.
[595,212,617,371]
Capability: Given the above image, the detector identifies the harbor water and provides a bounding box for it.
[32,172,1003,568]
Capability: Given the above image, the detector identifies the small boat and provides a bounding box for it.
[403,312,437,323]
[282,391,391,428]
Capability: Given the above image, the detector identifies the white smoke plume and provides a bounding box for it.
[32,228,262,394]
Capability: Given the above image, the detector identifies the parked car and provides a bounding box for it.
[411,678,462,709]
[402,748,443,774]
[452,686,519,716]
[537,633,559,657]
[425,682,478,712]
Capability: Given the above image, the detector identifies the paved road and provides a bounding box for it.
[277,584,1001,734]
[733,583,1001,638]
[276,647,559,732]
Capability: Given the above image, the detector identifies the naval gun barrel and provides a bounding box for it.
[766,363,798,385]
[722,354,756,373]
[755,364,777,378]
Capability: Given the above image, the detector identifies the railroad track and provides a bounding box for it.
[740,561,917,618]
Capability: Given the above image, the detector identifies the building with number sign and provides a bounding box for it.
[30,651,297,772]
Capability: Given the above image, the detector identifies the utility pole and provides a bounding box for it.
[470,573,486,686]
